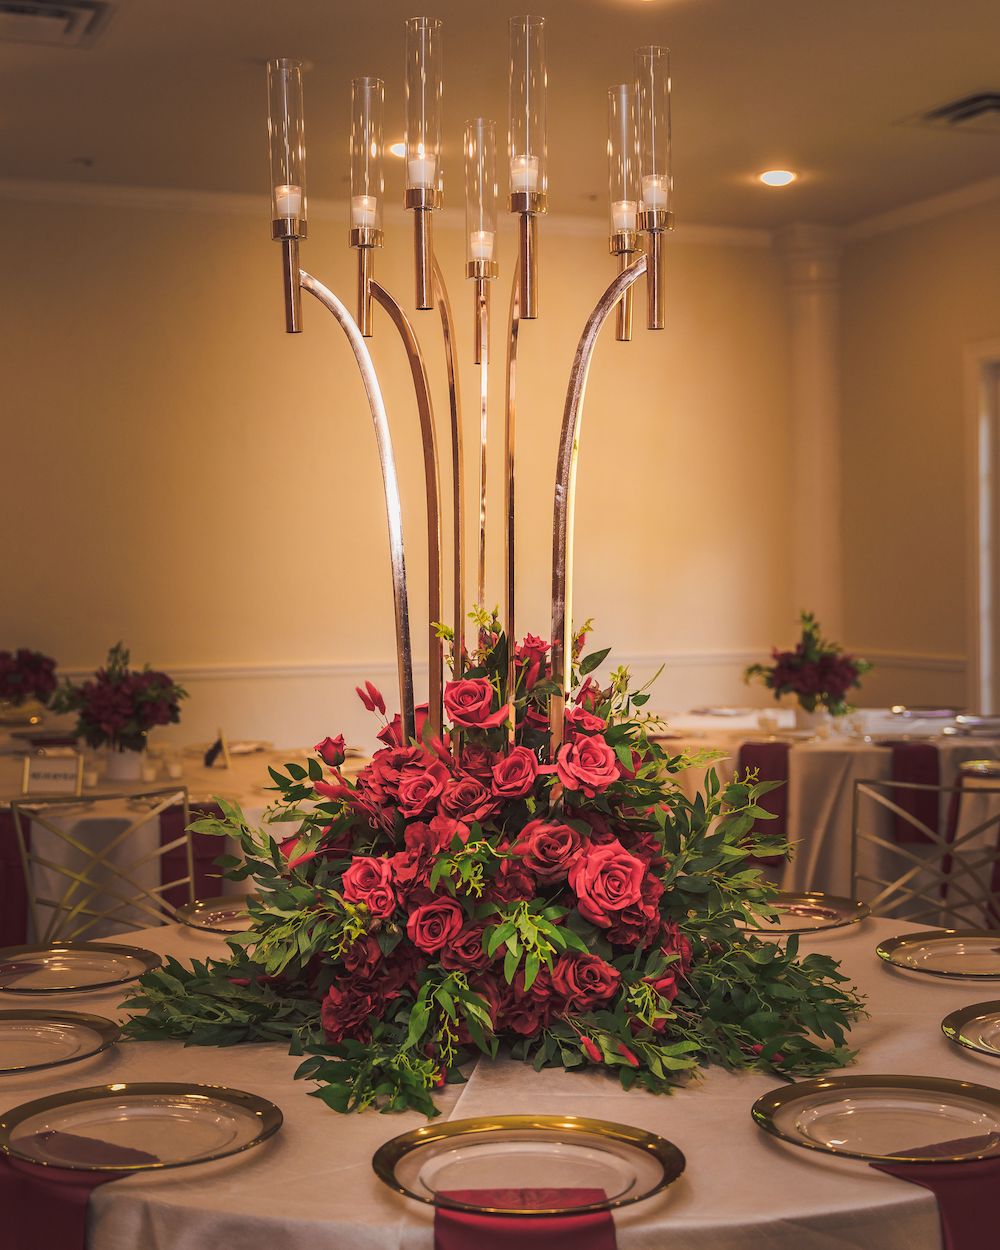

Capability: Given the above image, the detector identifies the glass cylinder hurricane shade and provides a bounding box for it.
[465,118,498,267]
[266,58,307,230]
[404,17,443,194]
[635,46,671,214]
[607,83,638,233]
[508,15,547,204]
[351,76,384,231]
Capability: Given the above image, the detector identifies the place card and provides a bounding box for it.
[20,751,83,796]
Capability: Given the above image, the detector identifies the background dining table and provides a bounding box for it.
[0,913,991,1249]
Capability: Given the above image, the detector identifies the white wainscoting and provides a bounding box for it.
[61,650,969,755]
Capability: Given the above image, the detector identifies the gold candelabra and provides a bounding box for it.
[264,18,673,757]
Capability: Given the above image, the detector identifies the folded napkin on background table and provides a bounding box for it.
[884,741,941,844]
[736,741,790,865]
[435,1188,616,1250]
[0,1133,159,1250]
[871,1135,1000,1250]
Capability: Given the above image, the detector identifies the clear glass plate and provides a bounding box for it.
[0,1011,120,1073]
[0,1083,282,1171]
[373,1115,685,1215]
[177,896,254,934]
[942,1001,1000,1058]
[753,1075,1000,1162]
[738,892,870,934]
[877,931,1000,978]
[0,943,162,993]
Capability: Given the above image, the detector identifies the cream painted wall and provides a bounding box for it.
[0,186,794,748]
[840,196,1000,705]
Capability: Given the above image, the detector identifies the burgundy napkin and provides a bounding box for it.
[871,1135,1000,1250]
[435,1188,616,1250]
[884,741,941,844]
[0,1133,159,1250]
[737,740,790,865]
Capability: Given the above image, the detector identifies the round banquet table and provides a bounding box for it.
[2,917,997,1249]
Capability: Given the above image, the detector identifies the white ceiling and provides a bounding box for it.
[1,0,999,228]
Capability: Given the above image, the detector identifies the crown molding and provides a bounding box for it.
[0,176,770,248]
[847,175,1000,242]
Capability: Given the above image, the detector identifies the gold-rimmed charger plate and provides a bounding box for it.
[738,891,870,934]
[372,1114,685,1216]
[752,1075,1000,1162]
[876,930,1000,979]
[0,942,162,994]
[0,1011,120,1074]
[942,1001,1000,1059]
[177,895,255,934]
[0,1082,283,1172]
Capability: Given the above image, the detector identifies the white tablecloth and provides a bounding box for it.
[2,915,995,1248]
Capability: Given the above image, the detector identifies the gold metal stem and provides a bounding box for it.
[646,228,664,330]
[476,279,490,610]
[549,254,647,754]
[299,269,415,741]
[370,281,444,741]
[357,247,374,338]
[280,238,302,334]
[616,252,634,342]
[504,272,521,746]
[414,208,434,311]
[431,256,465,680]
[518,212,539,320]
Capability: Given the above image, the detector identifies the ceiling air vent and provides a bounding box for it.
[0,0,112,48]
[901,92,1000,137]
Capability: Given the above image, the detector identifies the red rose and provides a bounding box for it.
[406,898,465,953]
[490,746,539,799]
[514,819,582,882]
[377,703,430,748]
[606,874,664,949]
[388,849,430,900]
[660,922,693,975]
[568,839,646,927]
[499,967,554,1036]
[320,979,383,1043]
[397,759,451,817]
[361,746,428,807]
[342,934,382,977]
[550,952,620,1009]
[439,774,498,823]
[341,856,396,919]
[459,744,496,781]
[564,707,607,736]
[314,734,347,767]
[574,676,601,711]
[484,843,536,903]
[440,922,492,972]
[556,737,621,797]
[444,678,510,729]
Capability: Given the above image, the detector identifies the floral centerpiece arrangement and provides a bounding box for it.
[125,616,863,1117]
[0,648,58,708]
[52,642,187,753]
[744,611,872,718]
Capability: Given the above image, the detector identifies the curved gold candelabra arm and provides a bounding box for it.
[504,273,521,746]
[549,253,647,754]
[369,281,444,740]
[431,256,465,679]
[299,269,416,741]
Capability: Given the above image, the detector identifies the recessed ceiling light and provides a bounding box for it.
[758,169,797,187]
[389,141,406,158]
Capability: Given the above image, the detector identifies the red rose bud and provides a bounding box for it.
[581,1036,603,1064]
[314,734,347,767]
[366,682,387,715]
[433,1068,447,1088]
[616,1042,640,1067]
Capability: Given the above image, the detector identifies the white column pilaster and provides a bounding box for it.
[775,223,844,637]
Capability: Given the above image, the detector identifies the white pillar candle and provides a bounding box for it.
[640,174,669,211]
[611,199,637,231]
[351,194,378,228]
[510,153,539,193]
[274,183,303,217]
[469,229,495,262]
[407,154,437,189]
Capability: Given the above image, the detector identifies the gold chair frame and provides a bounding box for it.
[10,787,193,943]
[852,777,1000,927]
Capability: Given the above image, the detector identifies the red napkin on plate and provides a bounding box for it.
[871,1135,1000,1250]
[0,1133,159,1250]
[435,1188,616,1250]
[884,741,941,844]
[737,740,790,865]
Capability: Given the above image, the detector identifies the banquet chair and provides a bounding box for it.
[851,772,1000,927]
[10,787,193,943]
